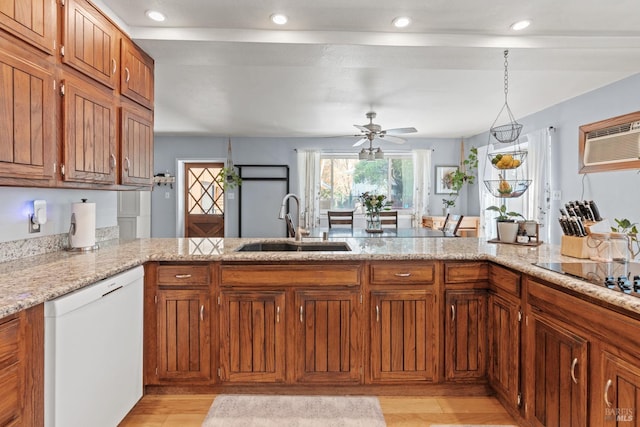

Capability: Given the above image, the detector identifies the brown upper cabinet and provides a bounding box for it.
[120,100,154,186]
[0,0,56,54]
[61,0,119,89]
[120,37,154,109]
[0,38,56,183]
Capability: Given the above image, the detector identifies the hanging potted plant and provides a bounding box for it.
[486,203,524,243]
[441,147,478,214]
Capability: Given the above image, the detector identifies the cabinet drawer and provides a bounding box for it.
[0,318,19,370]
[444,262,489,283]
[157,265,210,286]
[221,264,360,286]
[370,262,436,285]
[489,264,520,296]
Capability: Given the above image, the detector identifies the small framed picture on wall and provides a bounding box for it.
[435,165,458,194]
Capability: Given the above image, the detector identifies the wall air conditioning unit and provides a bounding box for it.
[579,112,640,173]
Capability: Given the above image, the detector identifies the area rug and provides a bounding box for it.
[202,394,386,427]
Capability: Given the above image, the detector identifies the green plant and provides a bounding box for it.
[217,166,242,190]
[441,147,478,208]
[611,218,640,259]
[486,203,524,221]
[359,192,391,214]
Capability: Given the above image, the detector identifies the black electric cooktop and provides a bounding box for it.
[534,261,640,296]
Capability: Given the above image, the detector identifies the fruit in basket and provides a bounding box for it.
[498,174,512,195]
[495,153,520,169]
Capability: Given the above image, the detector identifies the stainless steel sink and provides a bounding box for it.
[236,241,351,252]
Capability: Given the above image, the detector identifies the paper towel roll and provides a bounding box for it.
[70,201,96,249]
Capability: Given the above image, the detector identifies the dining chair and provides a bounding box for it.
[441,214,464,236]
[379,211,398,228]
[327,211,354,228]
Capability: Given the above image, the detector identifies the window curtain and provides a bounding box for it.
[297,150,320,229]
[479,127,552,240]
[412,149,432,227]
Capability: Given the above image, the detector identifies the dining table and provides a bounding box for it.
[305,227,455,238]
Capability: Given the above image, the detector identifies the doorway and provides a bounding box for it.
[184,162,225,237]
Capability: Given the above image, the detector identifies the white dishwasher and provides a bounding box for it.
[45,265,144,427]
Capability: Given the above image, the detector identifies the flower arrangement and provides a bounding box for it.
[359,192,391,215]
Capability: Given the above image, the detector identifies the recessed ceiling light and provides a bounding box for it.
[145,10,166,22]
[270,13,288,25]
[392,17,411,28]
[510,20,531,31]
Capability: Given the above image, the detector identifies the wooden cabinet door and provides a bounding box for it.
[598,350,640,426]
[61,74,117,184]
[0,0,56,54]
[488,292,521,408]
[219,291,286,383]
[445,290,487,380]
[370,289,436,382]
[120,101,153,186]
[61,0,118,88]
[295,290,361,383]
[0,45,55,181]
[120,38,154,109]
[526,312,588,427]
[156,289,211,382]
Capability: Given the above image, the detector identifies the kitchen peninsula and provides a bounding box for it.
[1,236,640,426]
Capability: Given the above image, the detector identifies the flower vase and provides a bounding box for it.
[366,211,382,233]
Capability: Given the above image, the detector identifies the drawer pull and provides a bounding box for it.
[175,274,192,279]
[375,305,380,322]
[451,304,456,322]
[199,305,204,321]
[394,272,412,277]
[299,305,304,323]
[276,306,280,323]
[571,358,578,384]
[604,379,613,408]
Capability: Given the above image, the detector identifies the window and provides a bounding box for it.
[319,154,414,211]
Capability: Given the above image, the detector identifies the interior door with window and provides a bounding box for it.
[185,163,225,237]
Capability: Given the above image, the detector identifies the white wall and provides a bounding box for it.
[0,188,118,243]
[466,72,640,244]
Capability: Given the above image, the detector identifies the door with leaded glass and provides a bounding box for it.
[184,162,225,237]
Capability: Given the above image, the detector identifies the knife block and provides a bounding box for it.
[561,235,591,259]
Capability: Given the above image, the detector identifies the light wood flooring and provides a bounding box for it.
[119,394,518,426]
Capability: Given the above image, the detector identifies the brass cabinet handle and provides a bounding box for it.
[571,358,578,384]
[394,272,411,277]
[125,67,130,83]
[451,304,456,322]
[110,154,116,169]
[276,306,280,323]
[111,58,116,74]
[175,274,192,279]
[375,305,380,322]
[124,157,131,171]
[604,379,613,408]
[299,305,304,323]
[199,305,204,321]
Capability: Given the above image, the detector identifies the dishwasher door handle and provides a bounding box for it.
[102,285,123,297]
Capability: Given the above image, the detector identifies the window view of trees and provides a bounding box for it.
[319,156,414,211]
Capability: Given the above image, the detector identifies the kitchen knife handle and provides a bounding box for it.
[589,200,602,222]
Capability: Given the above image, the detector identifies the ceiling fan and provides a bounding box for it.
[352,112,417,160]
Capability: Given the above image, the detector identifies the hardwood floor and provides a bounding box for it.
[119,394,517,426]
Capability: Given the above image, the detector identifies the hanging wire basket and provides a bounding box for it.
[489,50,522,143]
[488,150,527,170]
[484,179,531,198]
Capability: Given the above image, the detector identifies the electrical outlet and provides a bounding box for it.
[28,220,41,233]
[165,192,170,199]
[552,190,562,201]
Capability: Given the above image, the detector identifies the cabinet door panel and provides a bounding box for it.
[220,291,285,383]
[295,290,360,383]
[120,101,153,186]
[0,0,55,53]
[121,38,154,109]
[0,48,55,181]
[600,351,640,426]
[62,0,117,88]
[527,313,587,427]
[370,290,436,382]
[445,290,487,380]
[157,289,211,381]
[62,75,116,183]
[488,293,520,407]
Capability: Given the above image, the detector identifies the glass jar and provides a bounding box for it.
[610,232,630,262]
[587,232,612,262]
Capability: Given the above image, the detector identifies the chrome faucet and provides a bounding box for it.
[278,193,304,241]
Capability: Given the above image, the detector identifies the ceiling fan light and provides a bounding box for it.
[392,17,411,28]
[358,149,368,160]
[375,148,384,159]
[270,13,288,25]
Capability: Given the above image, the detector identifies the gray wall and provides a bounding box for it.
[465,72,640,244]
[152,136,463,237]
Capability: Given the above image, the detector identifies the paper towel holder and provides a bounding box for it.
[66,199,99,252]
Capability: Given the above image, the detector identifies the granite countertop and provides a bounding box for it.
[1,236,638,318]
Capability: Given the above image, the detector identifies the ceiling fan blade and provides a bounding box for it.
[380,134,406,144]
[352,138,368,147]
[354,125,370,133]
[383,127,417,135]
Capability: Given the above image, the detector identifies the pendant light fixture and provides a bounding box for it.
[357,135,384,161]
[489,50,522,144]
